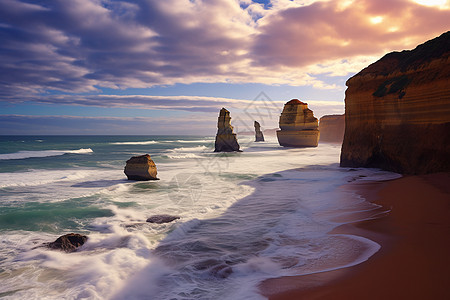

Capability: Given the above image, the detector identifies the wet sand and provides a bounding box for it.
[261,172,450,300]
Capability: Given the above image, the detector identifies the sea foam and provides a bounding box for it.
[0,148,93,160]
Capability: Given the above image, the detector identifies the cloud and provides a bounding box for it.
[253,0,450,68]
[0,0,448,102]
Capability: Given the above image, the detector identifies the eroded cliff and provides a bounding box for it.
[319,114,345,143]
[340,31,450,174]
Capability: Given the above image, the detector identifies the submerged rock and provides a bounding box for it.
[276,99,319,147]
[146,214,180,224]
[124,154,158,181]
[254,121,265,142]
[214,108,241,152]
[47,233,88,253]
[340,31,450,174]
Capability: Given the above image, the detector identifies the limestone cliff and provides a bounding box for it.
[254,121,265,142]
[319,114,345,143]
[276,99,319,147]
[214,108,241,152]
[124,154,159,180]
[340,31,450,174]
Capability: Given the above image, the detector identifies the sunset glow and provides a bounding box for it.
[0,0,449,134]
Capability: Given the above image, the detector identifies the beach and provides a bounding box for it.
[261,172,450,300]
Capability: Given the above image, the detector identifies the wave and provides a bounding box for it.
[110,141,158,145]
[0,148,93,160]
[110,139,213,145]
[0,170,94,188]
[167,145,209,153]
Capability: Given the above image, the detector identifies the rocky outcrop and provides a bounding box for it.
[47,233,88,252]
[254,121,265,142]
[124,154,158,180]
[340,31,450,174]
[146,215,180,224]
[319,114,345,143]
[214,108,241,152]
[276,99,319,147]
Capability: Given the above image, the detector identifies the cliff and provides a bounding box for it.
[276,99,319,147]
[214,108,241,152]
[319,114,345,143]
[340,31,450,174]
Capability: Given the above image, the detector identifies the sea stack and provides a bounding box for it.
[124,154,159,180]
[254,121,265,142]
[276,99,319,147]
[214,108,241,152]
[340,31,450,174]
[319,114,345,143]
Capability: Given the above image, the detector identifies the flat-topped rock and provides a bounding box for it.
[254,121,265,142]
[124,154,159,180]
[276,99,319,147]
[214,108,241,152]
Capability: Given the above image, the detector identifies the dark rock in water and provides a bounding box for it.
[124,154,159,181]
[214,108,241,152]
[146,214,180,224]
[254,121,265,142]
[47,233,88,252]
[340,31,450,174]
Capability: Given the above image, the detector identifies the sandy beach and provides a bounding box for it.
[261,172,450,300]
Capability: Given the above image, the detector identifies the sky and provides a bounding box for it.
[0,0,449,135]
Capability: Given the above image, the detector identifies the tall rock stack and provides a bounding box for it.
[276,99,319,147]
[340,31,450,174]
[254,121,265,142]
[214,108,241,152]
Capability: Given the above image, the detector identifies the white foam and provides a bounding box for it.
[0,148,93,160]
[110,141,158,145]
[0,142,401,300]
[0,169,94,188]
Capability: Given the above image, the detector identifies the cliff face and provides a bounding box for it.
[277,99,319,147]
[319,114,345,143]
[340,31,450,174]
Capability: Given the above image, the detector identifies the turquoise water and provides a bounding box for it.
[0,135,399,299]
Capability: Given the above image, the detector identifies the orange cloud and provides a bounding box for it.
[253,0,450,68]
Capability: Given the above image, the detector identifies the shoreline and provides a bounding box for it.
[260,172,450,299]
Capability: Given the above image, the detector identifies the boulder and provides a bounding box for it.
[47,233,88,253]
[254,121,265,142]
[319,114,345,143]
[340,31,450,174]
[124,154,158,180]
[214,108,241,152]
[276,99,319,147]
[146,214,180,224]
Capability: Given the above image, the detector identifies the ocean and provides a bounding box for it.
[0,135,400,299]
